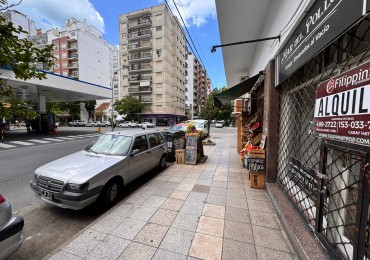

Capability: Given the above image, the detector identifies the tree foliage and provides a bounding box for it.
[84,100,96,119]
[0,0,54,119]
[113,96,144,120]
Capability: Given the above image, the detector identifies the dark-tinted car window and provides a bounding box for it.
[132,135,148,152]
[148,133,160,148]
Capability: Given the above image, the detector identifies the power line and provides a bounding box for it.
[174,0,219,88]
[163,0,216,89]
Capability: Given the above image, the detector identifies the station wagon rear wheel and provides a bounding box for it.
[158,155,167,170]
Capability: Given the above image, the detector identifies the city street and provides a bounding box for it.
[0,126,228,259]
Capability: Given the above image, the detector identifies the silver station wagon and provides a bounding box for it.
[30,130,167,210]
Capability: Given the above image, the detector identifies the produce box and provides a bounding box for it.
[248,150,265,158]
[250,172,265,189]
[175,149,185,164]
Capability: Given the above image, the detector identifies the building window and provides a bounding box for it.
[156,26,162,31]
[62,52,67,58]
[71,31,76,37]
[61,43,66,49]
[63,71,68,76]
[54,54,59,60]
[53,45,59,51]
[62,61,67,68]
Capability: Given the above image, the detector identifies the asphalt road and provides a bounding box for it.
[0,134,100,260]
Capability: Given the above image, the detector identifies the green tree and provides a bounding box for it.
[113,96,144,121]
[84,100,96,120]
[0,0,54,118]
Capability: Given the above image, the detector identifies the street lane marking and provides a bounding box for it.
[9,141,34,146]
[42,138,64,142]
[28,139,51,144]
[67,135,84,139]
[0,143,17,148]
[56,137,76,140]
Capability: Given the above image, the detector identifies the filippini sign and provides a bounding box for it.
[276,0,363,85]
[313,61,370,146]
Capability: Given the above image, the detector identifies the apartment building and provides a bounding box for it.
[119,4,187,126]
[1,9,35,39]
[185,52,209,119]
[29,17,119,120]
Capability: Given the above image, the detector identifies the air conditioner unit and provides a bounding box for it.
[240,76,248,82]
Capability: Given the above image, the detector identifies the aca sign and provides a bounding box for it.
[313,61,370,146]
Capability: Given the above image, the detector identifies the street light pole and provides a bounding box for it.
[111,65,127,131]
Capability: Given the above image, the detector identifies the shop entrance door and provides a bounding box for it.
[316,141,370,259]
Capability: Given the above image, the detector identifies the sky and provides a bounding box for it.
[8,0,226,89]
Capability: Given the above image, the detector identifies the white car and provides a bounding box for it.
[215,121,224,128]
[86,121,97,127]
[0,194,24,259]
[141,122,155,128]
[97,121,111,127]
[68,120,86,127]
[119,121,138,128]
[30,130,168,210]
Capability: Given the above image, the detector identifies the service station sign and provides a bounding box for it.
[313,61,370,146]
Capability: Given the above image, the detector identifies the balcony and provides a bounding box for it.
[129,63,152,73]
[128,75,152,82]
[68,63,78,69]
[141,97,152,103]
[68,53,78,60]
[128,86,153,93]
[128,18,152,29]
[68,44,77,51]
[127,30,152,40]
[68,37,77,42]
[128,53,152,62]
[128,41,152,51]
[70,72,79,78]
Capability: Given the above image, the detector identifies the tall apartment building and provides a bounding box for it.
[119,4,187,125]
[185,52,210,119]
[29,17,119,120]
[1,9,35,39]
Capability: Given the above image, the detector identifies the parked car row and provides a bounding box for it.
[68,120,111,127]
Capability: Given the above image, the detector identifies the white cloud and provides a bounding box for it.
[7,0,104,32]
[159,0,216,28]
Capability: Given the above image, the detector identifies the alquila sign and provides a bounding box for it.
[276,0,363,85]
[313,61,370,146]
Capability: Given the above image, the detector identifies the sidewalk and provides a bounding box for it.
[46,130,297,260]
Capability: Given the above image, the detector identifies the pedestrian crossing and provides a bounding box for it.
[0,133,100,150]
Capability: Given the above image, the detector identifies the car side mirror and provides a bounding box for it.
[130,149,141,157]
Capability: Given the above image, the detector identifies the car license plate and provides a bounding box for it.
[41,189,53,200]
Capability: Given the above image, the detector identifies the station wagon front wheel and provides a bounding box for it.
[98,180,119,208]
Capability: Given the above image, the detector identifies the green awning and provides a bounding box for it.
[214,74,260,109]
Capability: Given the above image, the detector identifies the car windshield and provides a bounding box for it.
[85,134,132,155]
[168,124,187,131]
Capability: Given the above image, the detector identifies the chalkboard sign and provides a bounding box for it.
[247,158,265,172]
[185,134,198,165]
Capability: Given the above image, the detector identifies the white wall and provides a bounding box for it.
[250,0,314,76]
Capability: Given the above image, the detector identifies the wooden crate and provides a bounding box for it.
[248,150,265,159]
[175,149,185,164]
[250,172,265,189]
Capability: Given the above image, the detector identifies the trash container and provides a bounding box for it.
[163,130,186,162]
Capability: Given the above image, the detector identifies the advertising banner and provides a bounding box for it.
[276,0,363,85]
[313,61,370,146]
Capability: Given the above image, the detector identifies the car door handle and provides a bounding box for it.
[146,151,151,154]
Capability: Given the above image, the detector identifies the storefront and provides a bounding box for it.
[216,0,370,258]
[272,1,370,258]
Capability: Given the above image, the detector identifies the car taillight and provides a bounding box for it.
[0,194,6,204]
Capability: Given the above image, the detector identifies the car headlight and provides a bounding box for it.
[33,174,39,180]
[66,183,89,193]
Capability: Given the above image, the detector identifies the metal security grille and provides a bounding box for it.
[277,14,370,259]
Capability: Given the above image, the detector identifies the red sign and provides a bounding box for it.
[313,61,370,146]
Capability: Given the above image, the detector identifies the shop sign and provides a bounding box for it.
[276,0,363,85]
[313,61,370,146]
[247,158,265,173]
[287,157,318,198]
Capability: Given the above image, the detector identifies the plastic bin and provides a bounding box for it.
[163,131,186,162]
